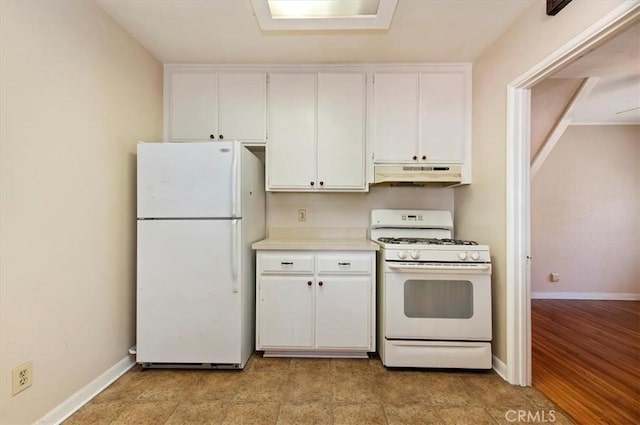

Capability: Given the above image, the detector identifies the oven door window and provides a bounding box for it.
[404,279,473,319]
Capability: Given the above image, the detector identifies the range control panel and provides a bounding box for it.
[371,209,453,230]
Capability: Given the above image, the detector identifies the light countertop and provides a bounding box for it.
[252,237,379,251]
[252,227,380,251]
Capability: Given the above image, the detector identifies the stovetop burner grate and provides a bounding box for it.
[377,237,478,246]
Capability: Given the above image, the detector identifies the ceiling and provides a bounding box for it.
[97,0,638,125]
[551,22,640,125]
[97,0,535,63]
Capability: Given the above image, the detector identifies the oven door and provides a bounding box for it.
[384,262,492,341]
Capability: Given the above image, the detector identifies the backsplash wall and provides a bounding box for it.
[266,185,454,235]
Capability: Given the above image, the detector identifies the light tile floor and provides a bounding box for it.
[63,353,575,424]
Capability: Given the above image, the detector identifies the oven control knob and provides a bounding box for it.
[458,251,468,260]
[397,251,407,260]
[471,251,480,260]
[410,250,420,260]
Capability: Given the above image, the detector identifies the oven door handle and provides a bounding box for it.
[387,263,491,273]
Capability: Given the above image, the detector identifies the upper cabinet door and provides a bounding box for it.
[267,73,317,190]
[419,72,466,163]
[168,72,218,141]
[372,73,419,163]
[218,72,267,141]
[166,71,267,142]
[317,72,366,190]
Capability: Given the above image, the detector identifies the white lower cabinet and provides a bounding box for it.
[256,251,375,357]
[258,276,314,348]
[315,277,371,350]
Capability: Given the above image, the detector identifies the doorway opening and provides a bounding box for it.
[505,1,639,388]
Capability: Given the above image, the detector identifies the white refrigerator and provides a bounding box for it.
[136,141,265,368]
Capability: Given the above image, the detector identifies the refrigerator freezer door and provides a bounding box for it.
[137,142,240,219]
[137,219,242,365]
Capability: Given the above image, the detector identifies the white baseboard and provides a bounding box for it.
[492,355,508,381]
[531,292,640,300]
[35,355,136,425]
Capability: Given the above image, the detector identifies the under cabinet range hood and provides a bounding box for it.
[373,164,463,185]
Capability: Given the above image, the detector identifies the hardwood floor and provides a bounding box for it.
[532,300,640,425]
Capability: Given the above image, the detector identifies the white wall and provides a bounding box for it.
[454,0,626,363]
[0,2,163,424]
[530,78,584,160]
[267,186,454,232]
[531,125,640,296]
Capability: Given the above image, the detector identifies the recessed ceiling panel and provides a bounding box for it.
[251,0,396,30]
[268,0,380,18]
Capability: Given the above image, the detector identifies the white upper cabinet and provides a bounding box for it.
[419,72,466,162]
[268,73,317,189]
[372,73,418,163]
[218,73,267,142]
[169,72,218,141]
[267,72,366,192]
[166,69,266,142]
[317,72,366,190]
[163,64,472,188]
[372,67,470,165]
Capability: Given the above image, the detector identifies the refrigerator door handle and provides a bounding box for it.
[231,142,239,218]
[231,219,240,293]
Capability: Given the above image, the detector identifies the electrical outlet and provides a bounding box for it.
[549,273,560,282]
[297,209,307,222]
[12,361,32,396]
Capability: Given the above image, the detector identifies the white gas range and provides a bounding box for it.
[371,209,493,369]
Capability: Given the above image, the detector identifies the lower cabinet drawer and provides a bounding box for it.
[317,254,372,274]
[260,254,314,274]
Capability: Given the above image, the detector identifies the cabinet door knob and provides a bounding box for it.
[412,155,417,160]
[318,281,323,287]
[219,134,224,140]
[422,155,427,160]
[209,134,215,139]
[307,281,312,286]
[319,181,324,186]
[310,181,315,186]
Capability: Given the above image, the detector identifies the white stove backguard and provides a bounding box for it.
[370,209,454,242]
[371,209,453,231]
[371,228,452,241]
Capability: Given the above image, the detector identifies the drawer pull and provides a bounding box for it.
[280,261,293,266]
[338,262,351,266]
